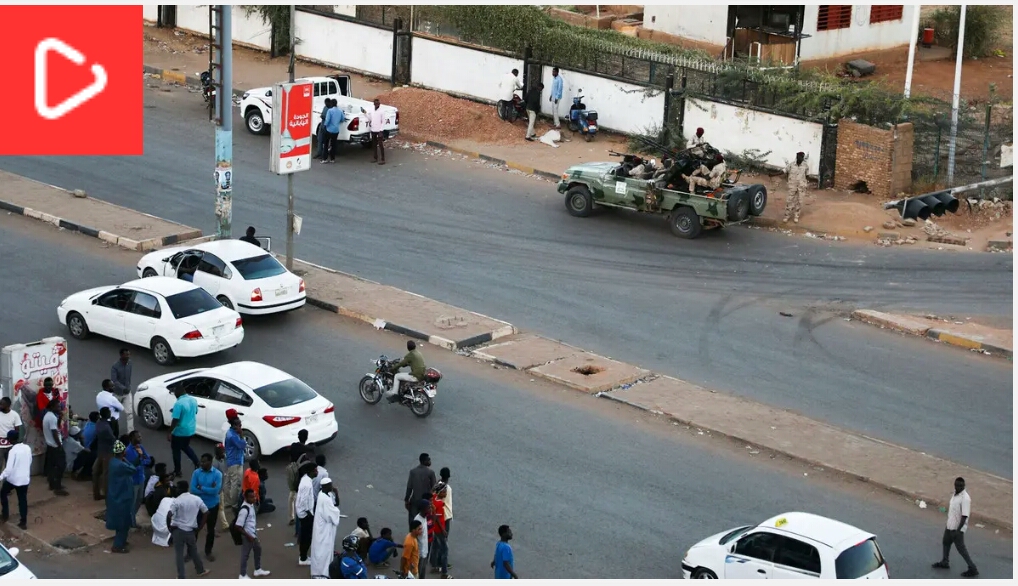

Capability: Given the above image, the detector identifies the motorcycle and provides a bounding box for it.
[198,70,216,105]
[497,90,527,124]
[358,355,441,418]
[568,91,598,142]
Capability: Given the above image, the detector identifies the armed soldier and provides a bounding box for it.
[683,154,727,192]
[784,151,808,223]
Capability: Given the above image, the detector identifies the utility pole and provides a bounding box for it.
[212,6,234,238]
[903,5,921,98]
[946,4,966,186]
[285,3,296,270]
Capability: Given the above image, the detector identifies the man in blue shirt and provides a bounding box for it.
[190,453,223,562]
[549,67,564,129]
[124,430,153,529]
[368,527,403,566]
[81,411,99,450]
[224,418,246,514]
[338,535,368,578]
[321,98,345,164]
[491,525,518,579]
[168,387,200,478]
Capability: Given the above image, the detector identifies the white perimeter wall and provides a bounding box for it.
[174,6,272,51]
[542,69,665,135]
[643,5,728,46]
[684,99,823,176]
[411,37,521,104]
[143,5,158,21]
[295,11,393,78]
[799,5,915,61]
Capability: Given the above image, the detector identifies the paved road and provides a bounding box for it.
[1,214,1014,579]
[0,84,1012,478]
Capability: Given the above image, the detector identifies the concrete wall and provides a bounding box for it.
[834,121,914,199]
[142,5,158,21]
[684,99,824,176]
[410,37,522,104]
[643,5,729,46]
[541,69,665,135]
[294,11,393,78]
[174,4,208,35]
[799,5,915,61]
[173,6,272,51]
[333,5,356,17]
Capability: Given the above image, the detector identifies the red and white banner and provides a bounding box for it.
[270,81,313,175]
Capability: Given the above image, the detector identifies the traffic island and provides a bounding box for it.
[852,309,1013,359]
[289,258,516,350]
[0,170,202,251]
[470,334,586,370]
[529,353,651,394]
[601,375,1014,530]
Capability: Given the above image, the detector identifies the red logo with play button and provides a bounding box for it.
[0,6,142,155]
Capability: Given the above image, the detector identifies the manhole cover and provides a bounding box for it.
[572,365,605,376]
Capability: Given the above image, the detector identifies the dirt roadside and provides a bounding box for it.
[142,23,1013,253]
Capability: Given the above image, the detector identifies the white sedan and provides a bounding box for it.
[57,277,244,366]
[0,544,36,579]
[136,240,306,315]
[681,512,889,579]
[133,361,338,460]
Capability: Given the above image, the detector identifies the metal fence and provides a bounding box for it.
[911,105,1013,195]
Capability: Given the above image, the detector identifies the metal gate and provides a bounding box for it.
[818,119,838,188]
[392,19,412,86]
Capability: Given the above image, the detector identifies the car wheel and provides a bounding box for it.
[151,337,176,366]
[142,268,158,278]
[245,109,267,135]
[692,568,718,579]
[66,312,90,340]
[216,295,234,310]
[138,399,164,429]
[241,430,262,461]
[565,185,594,218]
[748,186,768,216]
[726,191,750,222]
[359,376,383,405]
[669,206,703,239]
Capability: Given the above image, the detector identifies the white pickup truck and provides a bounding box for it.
[240,74,399,149]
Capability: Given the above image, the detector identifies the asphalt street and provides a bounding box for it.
[1,213,1014,579]
[0,83,1012,479]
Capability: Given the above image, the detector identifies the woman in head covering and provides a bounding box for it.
[106,440,137,553]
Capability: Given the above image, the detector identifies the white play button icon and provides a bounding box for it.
[34,37,108,120]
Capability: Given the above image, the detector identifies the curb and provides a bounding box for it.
[422,141,563,182]
[0,198,202,253]
[144,64,245,99]
[597,391,1011,531]
[286,257,516,351]
[852,310,1013,359]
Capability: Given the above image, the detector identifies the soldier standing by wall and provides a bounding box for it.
[784,151,808,224]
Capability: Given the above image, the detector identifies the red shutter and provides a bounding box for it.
[817,5,853,31]
[869,5,904,24]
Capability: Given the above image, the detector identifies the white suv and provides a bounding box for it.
[681,512,889,579]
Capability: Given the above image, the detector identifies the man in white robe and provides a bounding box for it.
[152,495,175,547]
[309,478,340,579]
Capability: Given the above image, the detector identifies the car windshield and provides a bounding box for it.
[232,254,286,280]
[252,378,318,408]
[165,289,223,319]
[719,525,753,545]
[835,538,885,579]
[0,546,19,576]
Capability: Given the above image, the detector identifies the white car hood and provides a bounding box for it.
[62,286,113,305]
[141,245,188,266]
[689,527,746,551]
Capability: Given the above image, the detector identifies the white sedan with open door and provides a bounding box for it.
[133,361,338,460]
[136,240,306,315]
[57,277,244,366]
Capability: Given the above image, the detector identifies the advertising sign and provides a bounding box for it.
[1,337,70,461]
[270,81,313,175]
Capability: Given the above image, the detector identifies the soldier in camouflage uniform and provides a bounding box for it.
[784,151,808,223]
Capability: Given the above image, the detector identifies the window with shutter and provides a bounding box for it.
[869,5,903,24]
[817,5,852,31]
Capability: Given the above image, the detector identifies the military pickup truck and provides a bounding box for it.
[556,146,768,239]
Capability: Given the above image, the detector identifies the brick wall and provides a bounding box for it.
[834,120,914,199]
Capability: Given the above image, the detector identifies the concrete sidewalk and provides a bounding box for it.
[0,170,201,251]
[853,309,1013,359]
[6,477,116,554]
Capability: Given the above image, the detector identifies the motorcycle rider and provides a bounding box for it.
[386,341,426,403]
[330,535,368,579]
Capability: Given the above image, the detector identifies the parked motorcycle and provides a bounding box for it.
[497,90,527,123]
[358,355,441,418]
[198,70,216,105]
[568,91,598,142]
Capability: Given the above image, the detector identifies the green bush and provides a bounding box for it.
[243,5,291,56]
[923,5,1006,58]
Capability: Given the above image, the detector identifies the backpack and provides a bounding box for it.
[230,504,253,546]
